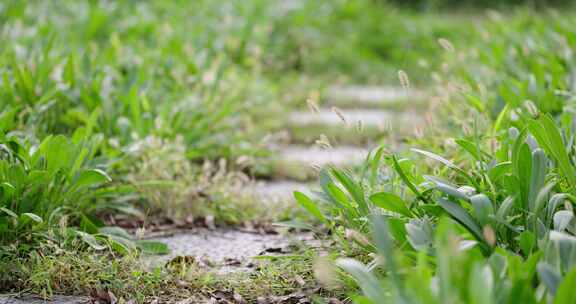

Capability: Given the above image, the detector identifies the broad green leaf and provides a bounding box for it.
[136,240,170,255]
[99,226,132,239]
[553,211,574,232]
[391,155,430,205]
[0,207,18,218]
[370,192,411,217]
[412,148,465,173]
[405,218,433,251]
[496,196,515,223]
[80,215,100,234]
[369,146,385,187]
[326,182,353,211]
[469,264,494,304]
[464,93,485,112]
[470,194,494,226]
[336,258,387,302]
[456,138,486,161]
[437,198,484,243]
[519,231,535,256]
[103,202,144,218]
[528,149,547,212]
[293,191,325,222]
[107,234,136,255]
[537,263,561,295]
[528,115,576,187]
[0,182,16,201]
[371,215,404,296]
[434,181,470,201]
[75,169,112,189]
[488,162,511,183]
[76,230,106,251]
[546,194,568,227]
[412,148,477,188]
[331,168,368,215]
[20,213,43,224]
[388,217,408,244]
[554,266,576,304]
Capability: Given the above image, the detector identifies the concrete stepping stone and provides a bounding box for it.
[268,145,368,180]
[288,109,423,144]
[249,180,312,203]
[143,229,314,273]
[290,109,421,126]
[0,295,89,304]
[324,85,426,109]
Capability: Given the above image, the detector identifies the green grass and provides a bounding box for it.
[3,0,576,302]
[294,8,576,304]
[2,242,337,303]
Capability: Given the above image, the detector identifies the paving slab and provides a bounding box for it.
[143,229,314,272]
[289,109,422,127]
[259,145,369,181]
[278,145,368,167]
[324,85,426,108]
[250,180,312,203]
[287,109,423,145]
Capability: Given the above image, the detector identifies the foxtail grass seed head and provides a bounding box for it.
[444,137,457,148]
[417,59,429,68]
[59,215,68,236]
[462,123,472,136]
[490,137,499,153]
[425,113,434,125]
[483,225,496,247]
[438,38,455,52]
[345,229,371,246]
[356,120,364,134]
[522,45,530,57]
[313,257,340,290]
[136,227,146,239]
[311,163,323,173]
[315,134,332,149]
[414,125,424,138]
[306,98,320,114]
[524,100,539,118]
[398,70,410,90]
[331,106,349,126]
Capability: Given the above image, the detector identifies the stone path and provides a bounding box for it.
[0,85,424,304]
[150,85,425,270]
[142,228,316,274]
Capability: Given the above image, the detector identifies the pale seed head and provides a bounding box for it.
[331,106,348,126]
[523,100,539,118]
[483,225,496,247]
[315,134,332,149]
[438,38,455,52]
[306,98,320,114]
[356,120,364,134]
[398,70,410,90]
